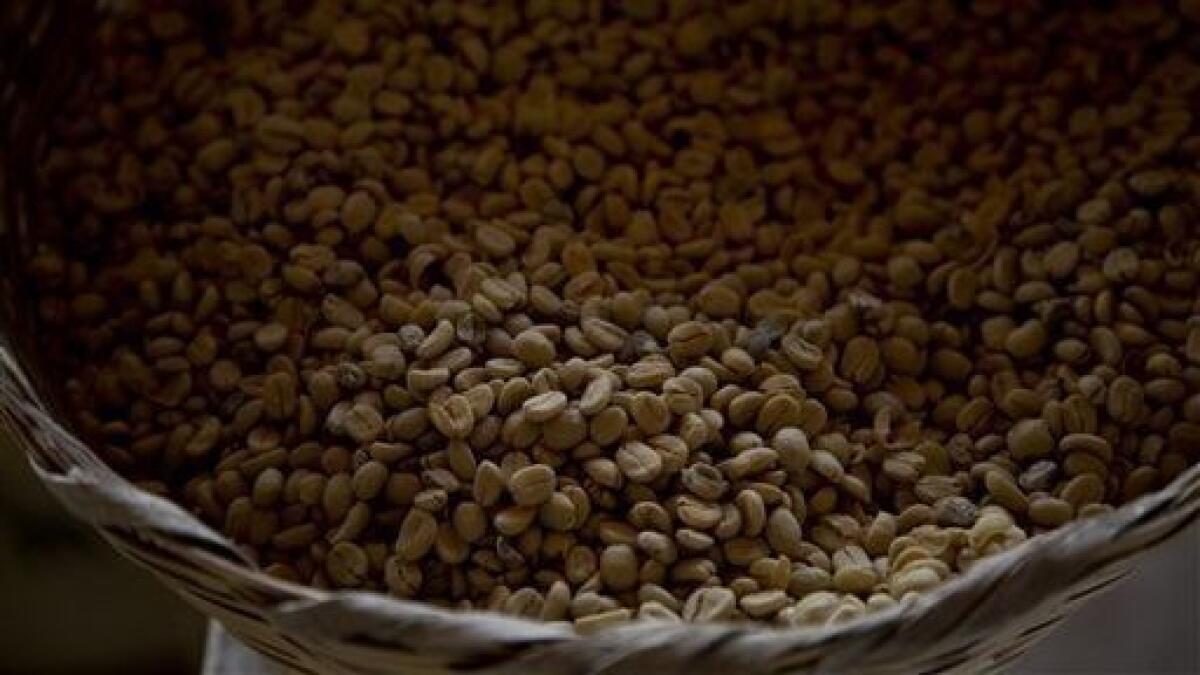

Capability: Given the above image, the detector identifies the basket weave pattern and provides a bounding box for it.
[2,3,1200,673]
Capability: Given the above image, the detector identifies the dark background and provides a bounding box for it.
[0,440,202,675]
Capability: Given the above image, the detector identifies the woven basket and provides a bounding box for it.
[3,2,1200,674]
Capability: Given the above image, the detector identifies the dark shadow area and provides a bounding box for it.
[0,439,204,675]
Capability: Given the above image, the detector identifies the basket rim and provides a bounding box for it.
[5,336,1200,669]
[193,459,1200,636]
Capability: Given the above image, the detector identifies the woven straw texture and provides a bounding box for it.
[2,3,1200,674]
